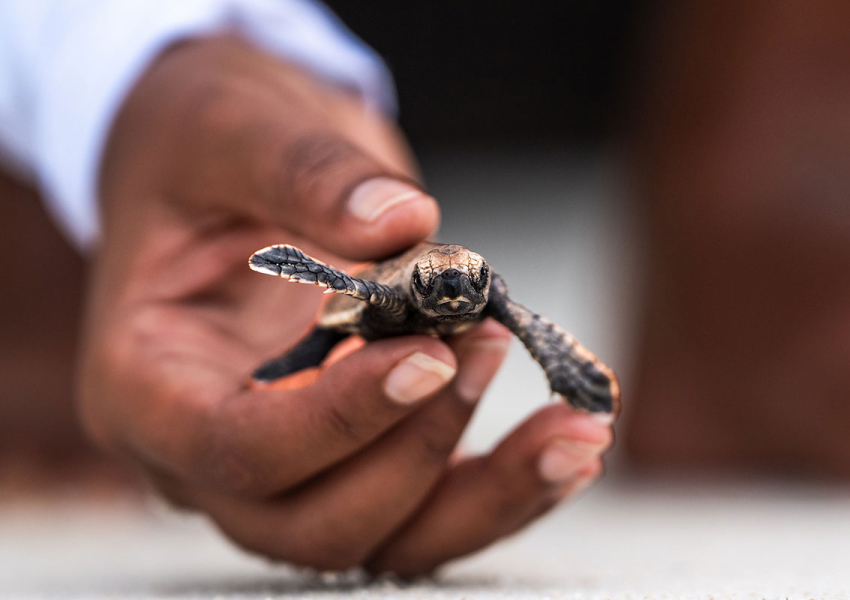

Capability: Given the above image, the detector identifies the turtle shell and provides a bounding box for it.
[316,241,442,331]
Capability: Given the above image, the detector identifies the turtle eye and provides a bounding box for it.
[476,265,489,290]
[412,268,428,294]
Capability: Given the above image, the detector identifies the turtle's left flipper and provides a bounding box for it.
[486,274,620,414]
[250,245,405,318]
[251,326,347,386]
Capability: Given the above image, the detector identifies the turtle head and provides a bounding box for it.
[410,245,490,319]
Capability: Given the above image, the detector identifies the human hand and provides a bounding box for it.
[78,37,613,575]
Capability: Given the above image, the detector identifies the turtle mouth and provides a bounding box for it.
[416,269,486,316]
[434,299,476,315]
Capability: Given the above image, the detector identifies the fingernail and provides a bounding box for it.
[537,439,603,484]
[348,177,432,223]
[590,412,615,426]
[384,352,456,405]
[453,338,511,404]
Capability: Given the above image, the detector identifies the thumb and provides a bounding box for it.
[128,38,440,261]
[258,133,440,260]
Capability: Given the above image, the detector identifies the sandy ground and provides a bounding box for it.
[4,151,849,599]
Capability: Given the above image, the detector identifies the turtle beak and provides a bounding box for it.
[431,269,484,315]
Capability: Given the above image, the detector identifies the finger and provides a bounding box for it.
[204,336,460,496]
[114,334,456,497]
[160,39,439,260]
[522,458,604,523]
[254,130,439,260]
[186,321,512,570]
[366,405,614,577]
[273,321,511,563]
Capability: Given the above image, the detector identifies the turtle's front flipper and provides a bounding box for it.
[486,274,620,414]
[251,327,347,386]
[250,245,405,318]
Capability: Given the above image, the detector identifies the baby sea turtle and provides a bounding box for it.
[248,242,620,414]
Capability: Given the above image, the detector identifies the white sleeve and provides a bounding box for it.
[0,0,396,249]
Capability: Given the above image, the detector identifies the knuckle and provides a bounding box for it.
[320,401,374,446]
[278,132,378,205]
[412,413,460,464]
[288,133,360,178]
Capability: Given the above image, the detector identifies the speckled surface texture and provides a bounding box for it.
[3,478,850,599]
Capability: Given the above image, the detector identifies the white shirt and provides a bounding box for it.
[0,0,395,248]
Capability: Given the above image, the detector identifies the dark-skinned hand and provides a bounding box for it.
[78,37,613,576]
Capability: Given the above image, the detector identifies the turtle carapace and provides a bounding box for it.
[248,242,620,414]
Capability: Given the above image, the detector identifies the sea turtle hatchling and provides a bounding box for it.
[248,242,620,414]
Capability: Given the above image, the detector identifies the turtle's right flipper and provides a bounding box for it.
[485,274,620,414]
[250,245,405,318]
[250,327,348,388]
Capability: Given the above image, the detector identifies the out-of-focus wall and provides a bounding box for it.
[420,148,641,451]
[327,1,641,146]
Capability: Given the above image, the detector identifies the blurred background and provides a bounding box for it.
[7,0,850,487]
[330,1,639,147]
[4,1,850,597]
[0,0,646,492]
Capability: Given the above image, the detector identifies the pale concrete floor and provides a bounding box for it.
[4,478,850,599]
[4,150,850,599]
